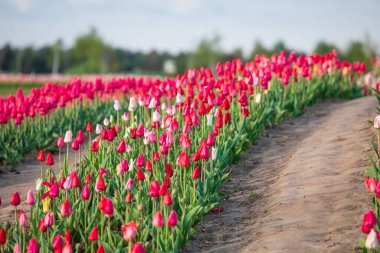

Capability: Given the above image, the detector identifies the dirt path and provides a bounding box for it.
[0,147,86,222]
[185,96,376,253]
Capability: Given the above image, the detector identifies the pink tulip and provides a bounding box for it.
[167,210,178,227]
[152,211,164,227]
[18,210,28,227]
[26,190,36,205]
[60,199,72,217]
[121,221,138,241]
[27,238,39,253]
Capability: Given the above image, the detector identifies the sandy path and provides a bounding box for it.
[185,96,375,253]
[0,147,87,222]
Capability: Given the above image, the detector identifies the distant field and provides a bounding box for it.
[0,82,44,96]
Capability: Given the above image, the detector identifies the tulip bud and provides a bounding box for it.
[95,177,106,192]
[71,139,80,150]
[64,130,73,143]
[149,180,160,198]
[114,100,121,111]
[13,243,21,253]
[152,110,161,123]
[366,229,379,249]
[192,166,201,179]
[211,147,217,160]
[97,244,105,253]
[103,118,110,126]
[131,242,145,253]
[255,93,261,103]
[37,149,45,161]
[86,122,93,132]
[129,97,138,111]
[116,139,126,153]
[167,210,178,227]
[27,238,39,253]
[125,191,133,203]
[152,211,164,227]
[81,185,91,200]
[10,192,21,206]
[18,210,28,227]
[60,199,72,217]
[374,115,380,129]
[62,242,72,253]
[26,190,36,205]
[44,212,54,228]
[57,137,64,148]
[95,124,103,135]
[35,178,42,192]
[52,235,63,250]
[122,112,130,122]
[125,178,134,191]
[121,221,138,241]
[163,192,173,206]
[45,152,54,166]
[88,226,98,241]
[0,228,6,245]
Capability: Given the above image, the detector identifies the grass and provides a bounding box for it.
[0,82,44,96]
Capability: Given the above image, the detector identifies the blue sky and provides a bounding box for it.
[0,0,379,55]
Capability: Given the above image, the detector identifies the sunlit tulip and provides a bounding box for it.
[35,178,42,192]
[95,177,106,192]
[46,152,54,166]
[152,211,164,227]
[362,210,377,234]
[121,221,138,241]
[64,130,73,143]
[366,229,379,249]
[366,178,377,193]
[103,118,110,126]
[255,93,261,103]
[27,238,39,253]
[167,210,178,227]
[52,235,63,251]
[88,226,98,241]
[13,243,21,253]
[26,190,36,205]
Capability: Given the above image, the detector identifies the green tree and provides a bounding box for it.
[250,40,270,58]
[314,41,338,55]
[190,34,222,69]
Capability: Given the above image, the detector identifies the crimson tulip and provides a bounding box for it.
[167,210,178,227]
[27,238,39,253]
[131,242,145,253]
[88,226,98,241]
[121,221,138,241]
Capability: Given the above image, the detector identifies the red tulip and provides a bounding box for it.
[81,185,91,200]
[91,140,99,152]
[366,177,377,193]
[167,210,178,227]
[84,173,92,184]
[165,163,173,177]
[176,152,190,167]
[52,235,63,251]
[145,159,153,171]
[136,123,144,137]
[206,133,215,146]
[27,238,39,253]
[86,122,93,132]
[71,171,81,188]
[88,226,98,241]
[152,211,164,227]
[362,210,377,234]
[99,167,108,177]
[149,180,160,198]
[60,199,72,217]
[99,197,114,217]
[199,141,210,159]
[131,242,145,253]
[136,153,145,167]
[37,149,45,161]
[0,228,6,245]
[38,219,47,232]
[18,210,28,227]
[64,229,72,245]
[121,221,138,241]
[95,177,106,192]
[153,151,160,161]
[10,192,21,206]
[71,139,80,150]
[116,138,126,153]
[125,191,133,203]
[163,192,172,206]
[120,158,129,172]
[192,166,200,179]
[76,130,84,144]
[179,134,191,150]
[136,168,145,181]
[46,152,54,166]
[96,244,105,253]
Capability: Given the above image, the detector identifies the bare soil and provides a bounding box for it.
[185,96,376,253]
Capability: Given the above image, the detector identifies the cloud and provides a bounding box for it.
[67,0,109,6]
[143,0,201,13]
[6,0,36,12]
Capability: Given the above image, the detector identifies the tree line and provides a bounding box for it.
[0,28,377,76]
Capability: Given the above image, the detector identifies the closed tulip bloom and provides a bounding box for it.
[101,198,114,217]
[88,226,98,241]
[200,141,210,160]
[255,93,261,104]
[60,199,72,217]
[365,177,377,193]
[366,229,379,249]
[125,178,134,190]
[96,244,105,253]
[211,147,217,160]
[153,151,160,161]
[103,118,109,127]
[81,185,91,200]
[64,130,73,143]
[192,166,201,179]
[27,238,39,253]
[136,153,145,167]
[116,139,126,153]
[163,192,172,206]
[120,158,129,172]
[76,130,84,144]
[37,149,45,161]
[91,140,99,152]
[26,190,36,205]
[13,243,21,253]
[125,191,133,203]
[35,178,43,192]
[167,210,178,227]
[86,122,93,132]
[152,211,164,227]
[114,99,121,111]
[18,210,28,227]
[206,133,215,146]
[121,221,138,241]
[95,124,103,135]
[38,219,47,232]
[62,242,72,253]
[71,139,80,150]
[131,242,145,253]
[362,210,377,233]
[10,192,21,206]
[52,235,63,251]
[152,109,161,123]
[0,228,6,245]
[149,180,160,198]
[122,112,130,122]
[46,152,54,166]
[374,115,380,128]
[44,212,54,228]
[99,167,108,177]
[95,177,106,192]
[129,97,137,111]
[148,97,157,109]
[176,152,190,167]
[57,137,64,148]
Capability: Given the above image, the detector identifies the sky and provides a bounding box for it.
[0,0,379,55]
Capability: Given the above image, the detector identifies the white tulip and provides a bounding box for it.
[206,114,213,126]
[35,178,42,192]
[212,147,217,160]
[255,93,261,104]
[64,130,72,143]
[114,99,121,111]
[148,97,157,109]
[128,97,137,111]
[152,110,161,123]
[374,115,380,129]
[103,118,110,126]
[366,229,379,250]
[95,124,103,134]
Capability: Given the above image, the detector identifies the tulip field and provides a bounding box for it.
[0,51,371,252]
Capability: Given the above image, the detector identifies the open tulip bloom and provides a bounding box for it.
[0,52,372,252]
